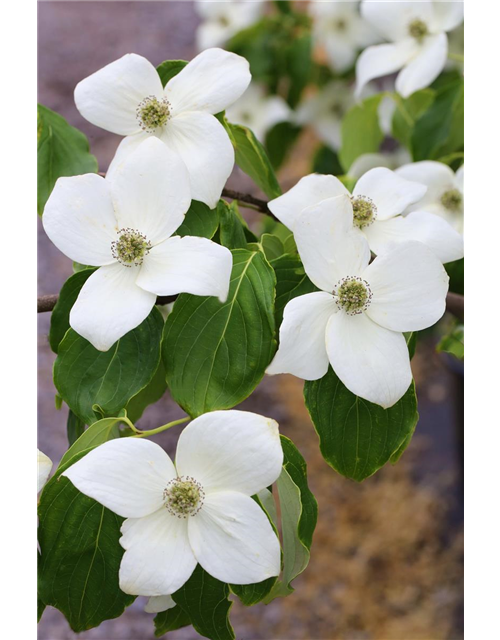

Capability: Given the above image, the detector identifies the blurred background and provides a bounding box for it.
[38,2,464,638]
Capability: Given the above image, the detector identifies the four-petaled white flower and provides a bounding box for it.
[37,449,53,493]
[309,0,380,73]
[267,194,449,408]
[396,161,464,234]
[43,137,232,352]
[226,83,290,142]
[74,48,251,208]
[356,0,464,98]
[63,411,283,596]
[195,0,264,50]
[268,168,464,264]
[295,81,355,151]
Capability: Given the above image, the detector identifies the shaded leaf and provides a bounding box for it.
[66,409,85,447]
[176,200,219,239]
[271,253,318,328]
[218,200,248,249]
[156,59,188,87]
[58,415,124,469]
[125,359,168,423]
[154,605,192,637]
[437,323,464,360]
[339,95,384,172]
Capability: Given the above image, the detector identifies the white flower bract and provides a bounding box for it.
[268,168,464,264]
[356,0,464,98]
[37,449,53,493]
[43,137,233,352]
[74,48,251,208]
[62,410,283,596]
[267,192,450,408]
[195,0,265,50]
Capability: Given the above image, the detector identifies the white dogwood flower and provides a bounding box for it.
[145,595,175,614]
[43,137,232,351]
[195,0,264,50]
[309,0,379,73]
[268,168,463,264]
[295,81,355,150]
[356,0,464,98]
[267,196,449,408]
[226,83,290,142]
[37,450,53,493]
[396,161,464,233]
[74,48,251,207]
[348,149,412,179]
[63,411,283,596]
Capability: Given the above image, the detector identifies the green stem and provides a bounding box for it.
[133,416,190,438]
[392,92,414,127]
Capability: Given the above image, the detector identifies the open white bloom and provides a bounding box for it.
[43,137,232,351]
[295,81,355,150]
[226,83,290,142]
[75,48,251,207]
[145,595,175,614]
[356,0,464,98]
[267,196,449,408]
[269,168,463,264]
[310,0,380,73]
[37,450,53,493]
[195,0,264,50]
[63,411,282,596]
[396,161,464,234]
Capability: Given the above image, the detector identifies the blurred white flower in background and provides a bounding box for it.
[74,48,251,207]
[309,0,380,73]
[226,83,290,141]
[37,450,53,493]
[295,81,355,150]
[348,149,412,180]
[396,161,464,233]
[356,0,464,98]
[195,0,264,50]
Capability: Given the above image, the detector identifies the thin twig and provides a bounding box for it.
[221,188,277,219]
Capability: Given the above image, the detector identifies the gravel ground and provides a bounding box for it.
[38,3,463,639]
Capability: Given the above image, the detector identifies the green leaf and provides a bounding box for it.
[412,78,464,160]
[446,257,464,295]
[163,249,276,417]
[339,94,384,172]
[265,121,301,170]
[437,323,464,360]
[312,145,344,175]
[66,409,85,446]
[37,596,46,622]
[391,89,435,149]
[37,104,98,216]
[172,565,234,640]
[156,59,188,87]
[38,452,134,632]
[176,200,219,239]
[49,269,96,353]
[125,359,168,423]
[286,32,312,108]
[54,308,164,425]
[154,605,192,637]
[264,436,318,600]
[304,368,419,481]
[58,415,124,469]
[261,233,284,261]
[224,120,282,198]
[218,200,248,249]
[271,253,317,328]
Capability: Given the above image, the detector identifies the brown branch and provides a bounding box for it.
[221,188,277,219]
[445,292,464,321]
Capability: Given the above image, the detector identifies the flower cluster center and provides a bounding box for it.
[408,19,429,41]
[440,188,462,211]
[163,477,204,518]
[334,276,372,315]
[333,18,347,32]
[351,196,376,228]
[137,96,171,132]
[111,228,151,267]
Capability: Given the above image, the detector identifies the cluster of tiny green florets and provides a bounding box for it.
[137,96,171,132]
[111,228,151,267]
[164,477,204,518]
[408,19,429,41]
[351,196,376,228]
[335,277,372,314]
[440,189,463,211]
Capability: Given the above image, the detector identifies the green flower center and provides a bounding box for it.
[440,189,463,211]
[351,196,376,228]
[164,477,204,518]
[408,19,429,41]
[335,277,372,315]
[137,96,171,132]
[111,228,151,267]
